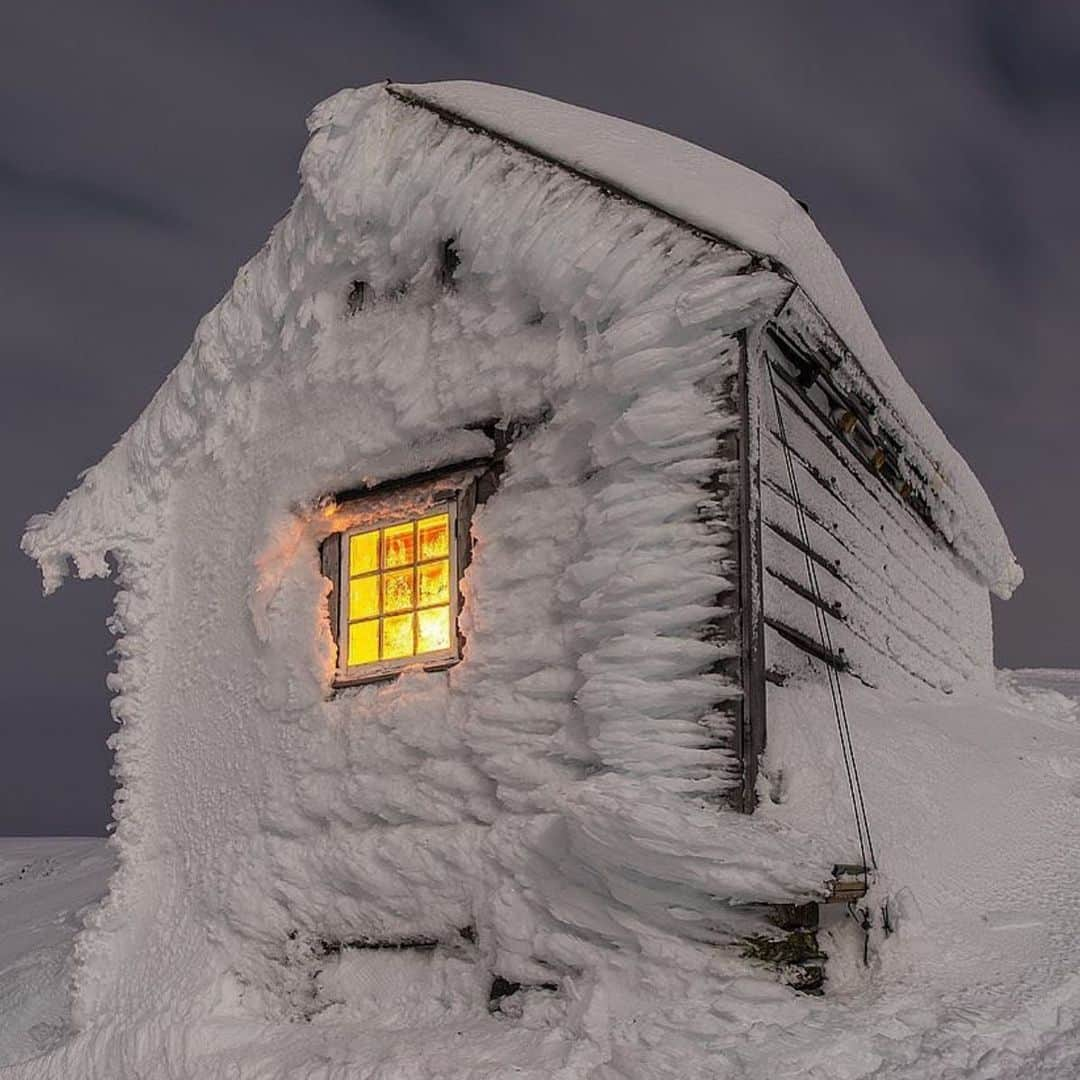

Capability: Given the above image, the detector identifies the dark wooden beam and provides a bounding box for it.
[764,615,849,673]
[763,520,845,583]
[329,412,550,508]
[765,345,941,539]
[735,330,767,814]
[320,532,341,649]
[766,568,843,619]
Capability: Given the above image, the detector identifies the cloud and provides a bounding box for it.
[3,1,1078,833]
[0,158,187,229]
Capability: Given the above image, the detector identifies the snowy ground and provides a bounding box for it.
[0,839,113,1068]
[1,669,1077,1078]
[751,668,1080,1079]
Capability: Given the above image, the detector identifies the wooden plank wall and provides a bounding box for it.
[756,333,993,693]
[703,335,759,812]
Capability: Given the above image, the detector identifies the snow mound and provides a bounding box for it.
[5,672,1079,1077]
[0,839,113,1069]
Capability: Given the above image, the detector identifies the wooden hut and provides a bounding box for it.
[21,82,1019,1046]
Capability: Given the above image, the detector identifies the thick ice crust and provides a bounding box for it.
[12,86,846,1076]
[12,82,1024,1078]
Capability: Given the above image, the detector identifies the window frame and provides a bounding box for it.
[323,462,491,690]
[320,417,550,691]
[335,496,462,684]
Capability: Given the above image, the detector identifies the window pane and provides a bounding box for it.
[383,522,415,567]
[418,513,450,561]
[418,559,450,607]
[417,605,451,654]
[348,574,379,621]
[337,504,459,676]
[348,620,379,666]
[349,530,379,575]
[382,568,414,614]
[382,613,415,658]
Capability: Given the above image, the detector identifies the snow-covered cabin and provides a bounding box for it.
[23,82,1019,1055]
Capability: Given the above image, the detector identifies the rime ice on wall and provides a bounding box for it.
[395,81,1021,601]
[757,333,994,692]
[17,86,832,1072]
[17,83,1017,1076]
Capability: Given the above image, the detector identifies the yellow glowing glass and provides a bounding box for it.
[348,619,379,666]
[382,568,414,614]
[417,605,451,653]
[382,613,415,658]
[418,560,450,606]
[348,574,379,621]
[383,522,415,568]
[418,514,450,561]
[349,530,379,575]
[342,506,457,674]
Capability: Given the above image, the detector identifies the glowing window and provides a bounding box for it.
[338,507,458,679]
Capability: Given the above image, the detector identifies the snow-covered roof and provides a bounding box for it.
[23,80,1020,598]
[392,82,1021,598]
[393,82,862,354]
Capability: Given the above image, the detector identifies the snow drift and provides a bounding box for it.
[6,673,1080,1078]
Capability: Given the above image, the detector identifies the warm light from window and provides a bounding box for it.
[344,511,453,669]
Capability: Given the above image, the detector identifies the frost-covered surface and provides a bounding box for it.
[13,81,1032,1078]
[17,82,823,1077]
[758,322,996,693]
[5,672,1079,1078]
[393,81,1021,598]
[0,839,113,1069]
[23,82,1017,600]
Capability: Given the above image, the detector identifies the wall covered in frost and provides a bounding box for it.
[16,87,850,1076]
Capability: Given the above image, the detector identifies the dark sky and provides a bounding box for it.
[3,2,1078,836]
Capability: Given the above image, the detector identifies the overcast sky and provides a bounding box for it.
[3,2,1078,835]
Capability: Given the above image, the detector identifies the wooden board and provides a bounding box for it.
[704,331,761,813]
[755,333,992,691]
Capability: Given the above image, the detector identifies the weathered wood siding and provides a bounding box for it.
[705,331,767,813]
[754,322,993,693]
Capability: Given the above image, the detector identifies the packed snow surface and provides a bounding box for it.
[0,840,113,1068]
[4,671,1078,1078]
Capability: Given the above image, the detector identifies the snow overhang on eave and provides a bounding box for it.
[21,439,154,595]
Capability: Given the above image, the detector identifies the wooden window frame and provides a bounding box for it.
[320,415,549,690]
[322,462,492,689]
[336,497,462,684]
